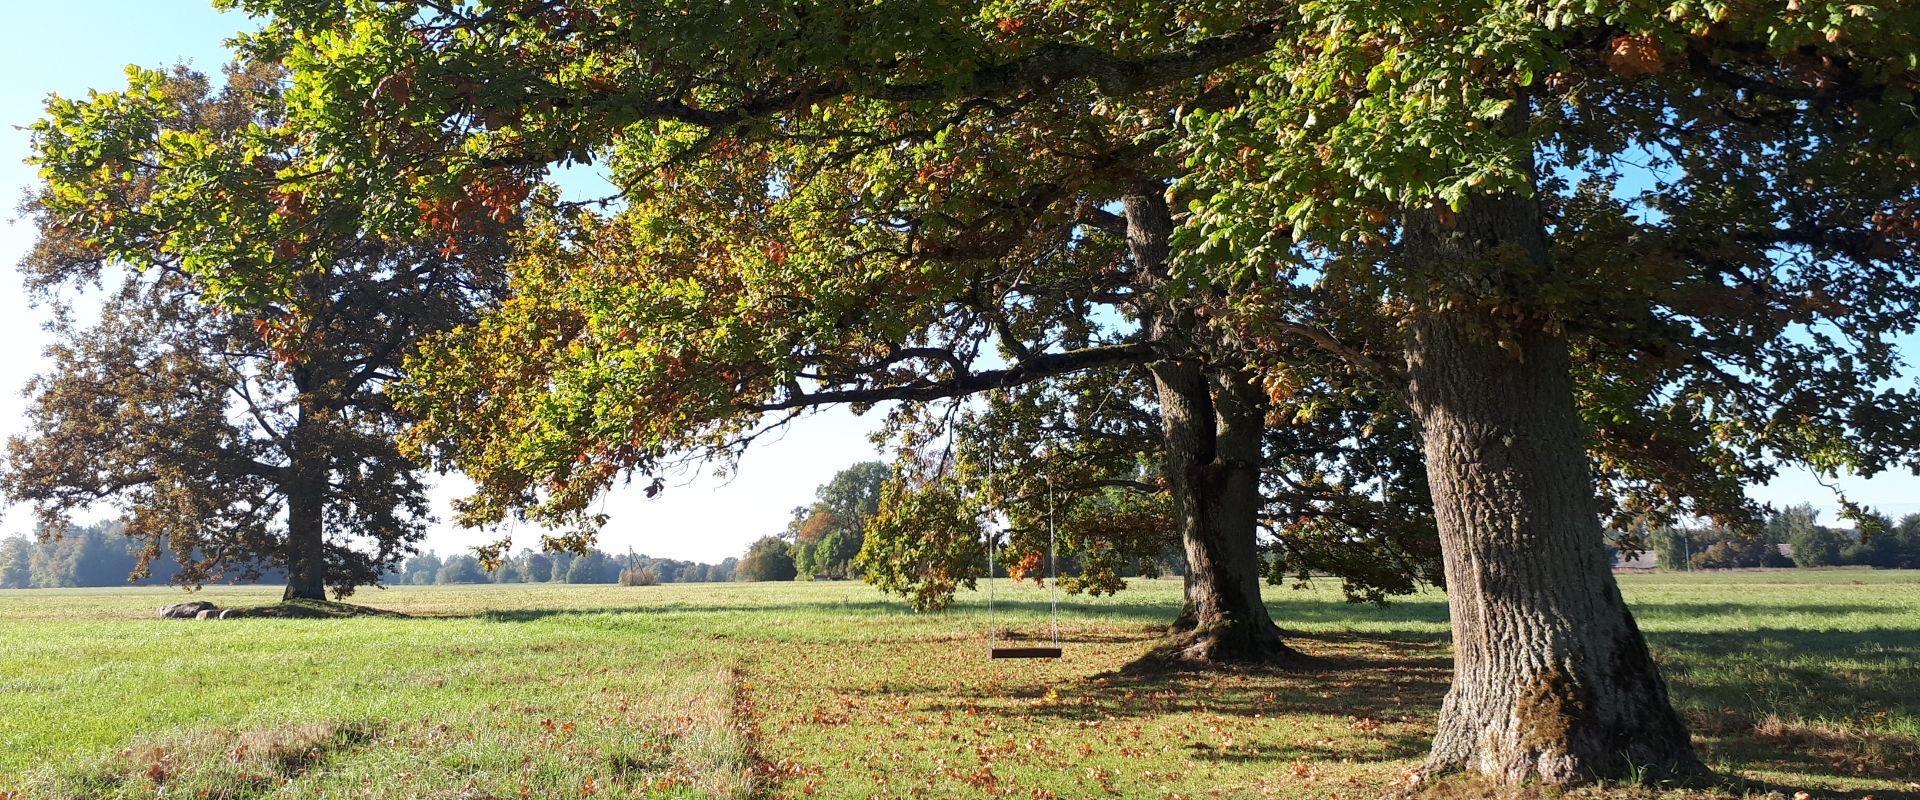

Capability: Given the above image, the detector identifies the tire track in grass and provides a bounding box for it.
[726,664,807,800]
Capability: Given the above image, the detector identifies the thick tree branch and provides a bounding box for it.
[557,20,1284,132]
[749,341,1159,411]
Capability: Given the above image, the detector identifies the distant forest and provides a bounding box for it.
[394,548,739,586]
[1623,505,1920,570]
[0,521,739,589]
[0,521,285,589]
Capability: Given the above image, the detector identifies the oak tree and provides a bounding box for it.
[1175,0,1920,782]
[189,0,1349,663]
[10,63,509,599]
[163,0,1920,783]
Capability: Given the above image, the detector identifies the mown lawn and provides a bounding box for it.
[0,571,1915,799]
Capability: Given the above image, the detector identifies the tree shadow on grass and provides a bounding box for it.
[1656,626,1920,717]
[1637,601,1917,618]
[1262,596,1452,627]
[1650,626,1920,785]
[1262,594,1915,633]
[456,599,1179,624]
[1692,711,1920,787]
[922,634,1453,718]
[224,599,410,619]
[897,634,1449,771]
[893,620,1920,790]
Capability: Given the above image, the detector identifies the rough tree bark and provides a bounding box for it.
[282,477,328,601]
[1403,188,1703,784]
[281,399,329,602]
[1153,360,1296,663]
[1126,187,1296,664]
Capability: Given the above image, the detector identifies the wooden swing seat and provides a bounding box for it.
[989,646,1063,659]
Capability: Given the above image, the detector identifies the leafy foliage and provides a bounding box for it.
[437,554,490,584]
[1847,513,1920,569]
[193,0,1920,575]
[11,62,511,596]
[737,536,798,582]
[788,462,889,580]
[1174,0,1920,528]
[0,537,30,590]
[1777,504,1845,567]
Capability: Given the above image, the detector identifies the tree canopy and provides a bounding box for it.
[787,461,888,580]
[35,0,1920,787]
[10,62,510,598]
[737,536,799,582]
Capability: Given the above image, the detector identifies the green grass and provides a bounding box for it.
[0,571,1915,799]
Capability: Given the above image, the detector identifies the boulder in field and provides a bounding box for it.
[195,609,219,620]
[159,601,217,619]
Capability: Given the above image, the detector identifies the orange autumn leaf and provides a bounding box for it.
[1605,34,1666,78]
[1005,550,1044,584]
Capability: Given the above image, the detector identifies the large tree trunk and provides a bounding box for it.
[281,400,329,602]
[1125,187,1295,665]
[282,475,328,601]
[1151,360,1296,663]
[1404,191,1702,784]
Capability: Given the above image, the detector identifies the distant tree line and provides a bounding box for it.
[0,522,749,590]
[1633,505,1920,571]
[393,548,739,586]
[4,461,886,589]
[0,521,285,590]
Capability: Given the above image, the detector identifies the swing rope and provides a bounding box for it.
[987,527,996,646]
[986,479,1061,659]
[1048,482,1058,647]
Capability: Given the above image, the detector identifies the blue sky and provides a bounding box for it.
[0,2,1913,564]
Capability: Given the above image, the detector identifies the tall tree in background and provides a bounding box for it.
[436,555,489,584]
[1775,505,1846,568]
[8,63,510,599]
[401,551,444,586]
[789,462,888,579]
[0,538,33,590]
[737,536,798,582]
[25,522,144,588]
[1846,513,1920,568]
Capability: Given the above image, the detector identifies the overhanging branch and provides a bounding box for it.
[748,341,1159,411]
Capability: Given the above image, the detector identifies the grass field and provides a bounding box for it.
[1,571,1915,799]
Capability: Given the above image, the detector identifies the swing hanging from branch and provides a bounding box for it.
[987,482,1062,660]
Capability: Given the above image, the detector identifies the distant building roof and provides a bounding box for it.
[1612,550,1659,570]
